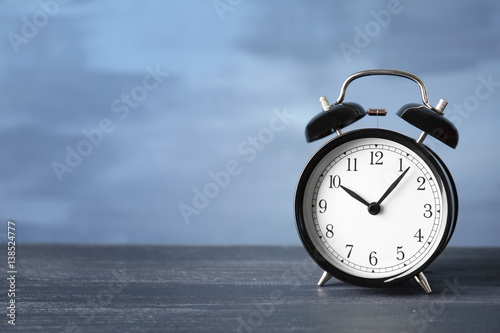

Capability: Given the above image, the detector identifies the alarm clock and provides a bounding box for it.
[294,69,458,293]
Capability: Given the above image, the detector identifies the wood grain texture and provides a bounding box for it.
[5,245,500,332]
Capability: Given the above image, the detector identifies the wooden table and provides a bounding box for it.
[6,245,500,332]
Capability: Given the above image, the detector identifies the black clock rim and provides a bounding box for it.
[425,145,459,253]
[294,128,457,288]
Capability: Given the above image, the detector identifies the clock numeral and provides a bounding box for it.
[325,224,334,238]
[370,151,384,165]
[399,158,403,172]
[414,229,424,242]
[417,176,426,190]
[347,158,358,171]
[369,251,378,266]
[396,246,405,261]
[329,175,341,188]
[318,199,327,213]
[345,244,354,258]
[423,204,433,218]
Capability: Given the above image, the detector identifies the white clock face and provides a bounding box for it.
[301,134,449,281]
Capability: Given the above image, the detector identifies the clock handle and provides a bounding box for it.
[334,69,445,114]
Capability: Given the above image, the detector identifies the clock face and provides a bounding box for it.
[296,129,455,286]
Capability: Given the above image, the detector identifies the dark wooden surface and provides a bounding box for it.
[4,245,500,332]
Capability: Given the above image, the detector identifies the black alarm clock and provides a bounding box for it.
[294,69,458,293]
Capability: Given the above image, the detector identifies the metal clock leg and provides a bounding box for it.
[317,271,333,286]
[414,272,432,294]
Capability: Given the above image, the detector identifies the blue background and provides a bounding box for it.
[1,0,499,246]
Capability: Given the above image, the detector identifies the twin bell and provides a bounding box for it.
[305,69,458,149]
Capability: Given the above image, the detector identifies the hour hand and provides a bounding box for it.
[340,185,370,207]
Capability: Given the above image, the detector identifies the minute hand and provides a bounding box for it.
[376,166,410,206]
